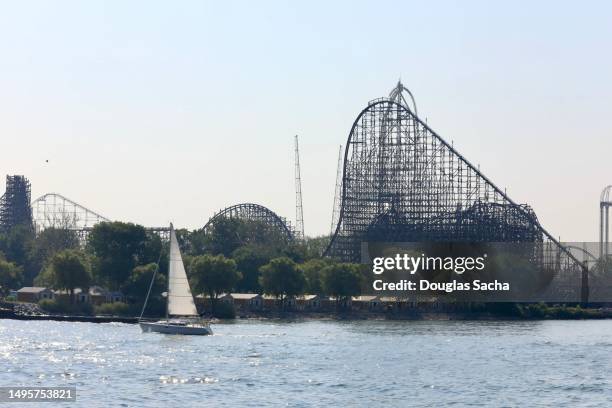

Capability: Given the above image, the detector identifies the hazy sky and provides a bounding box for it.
[1,1,610,240]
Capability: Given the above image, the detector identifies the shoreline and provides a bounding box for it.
[2,308,612,324]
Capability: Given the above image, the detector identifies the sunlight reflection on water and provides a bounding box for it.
[0,319,610,407]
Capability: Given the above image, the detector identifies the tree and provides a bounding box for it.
[202,218,244,257]
[28,227,80,280]
[302,235,331,260]
[124,263,167,316]
[190,254,241,312]
[202,218,290,257]
[299,258,332,295]
[0,256,23,295]
[282,242,308,264]
[45,250,92,303]
[259,257,306,309]
[322,263,363,308]
[231,245,273,293]
[1,224,34,265]
[0,225,36,284]
[87,222,148,290]
[124,263,166,300]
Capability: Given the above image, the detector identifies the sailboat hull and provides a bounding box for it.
[139,321,213,335]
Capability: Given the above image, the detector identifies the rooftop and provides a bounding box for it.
[17,287,50,293]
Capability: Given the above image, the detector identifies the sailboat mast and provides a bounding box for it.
[166,223,172,319]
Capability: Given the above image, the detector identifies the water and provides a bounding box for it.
[0,319,610,407]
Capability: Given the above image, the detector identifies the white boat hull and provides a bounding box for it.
[139,321,213,335]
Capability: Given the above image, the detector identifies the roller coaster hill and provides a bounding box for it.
[324,82,611,303]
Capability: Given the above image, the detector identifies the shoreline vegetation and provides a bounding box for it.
[2,220,612,324]
[1,300,611,323]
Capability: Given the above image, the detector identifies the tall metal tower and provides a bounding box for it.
[330,144,343,235]
[294,135,305,240]
[601,185,612,260]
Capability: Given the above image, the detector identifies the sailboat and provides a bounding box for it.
[139,224,213,335]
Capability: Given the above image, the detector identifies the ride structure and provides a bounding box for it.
[324,82,584,297]
[600,186,612,260]
[0,175,33,232]
[202,203,295,244]
[294,135,305,240]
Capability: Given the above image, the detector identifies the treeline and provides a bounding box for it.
[0,218,365,315]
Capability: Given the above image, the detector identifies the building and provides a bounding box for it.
[352,296,381,311]
[296,294,324,311]
[106,290,125,303]
[325,296,352,310]
[16,286,124,305]
[89,286,108,305]
[16,287,54,303]
[89,286,125,304]
[54,288,90,304]
[263,294,296,310]
[226,293,263,311]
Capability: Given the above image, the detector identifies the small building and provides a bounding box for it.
[217,293,232,305]
[331,296,352,309]
[106,290,125,303]
[224,293,263,311]
[379,297,405,311]
[352,295,381,311]
[53,288,90,304]
[78,287,125,305]
[89,286,108,305]
[296,294,324,311]
[16,287,54,303]
[324,296,352,310]
[263,294,296,310]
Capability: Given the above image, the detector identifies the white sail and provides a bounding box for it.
[167,226,198,316]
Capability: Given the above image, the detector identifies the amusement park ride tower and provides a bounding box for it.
[601,185,612,260]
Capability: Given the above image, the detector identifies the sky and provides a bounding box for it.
[0,1,610,241]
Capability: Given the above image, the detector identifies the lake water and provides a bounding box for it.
[0,318,610,407]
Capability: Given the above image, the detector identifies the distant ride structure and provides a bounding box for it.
[28,190,168,240]
[32,193,110,233]
[324,82,583,291]
[203,203,295,243]
[0,175,33,232]
[294,135,305,240]
[601,185,612,260]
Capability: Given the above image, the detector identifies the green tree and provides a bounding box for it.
[259,257,306,309]
[190,254,241,312]
[87,222,148,290]
[45,249,92,303]
[0,256,23,295]
[299,258,332,295]
[124,263,166,301]
[282,242,308,263]
[322,263,363,308]
[202,218,290,257]
[302,235,331,259]
[28,228,80,279]
[124,263,167,316]
[202,218,244,256]
[0,225,36,284]
[231,245,273,293]
[1,224,34,264]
